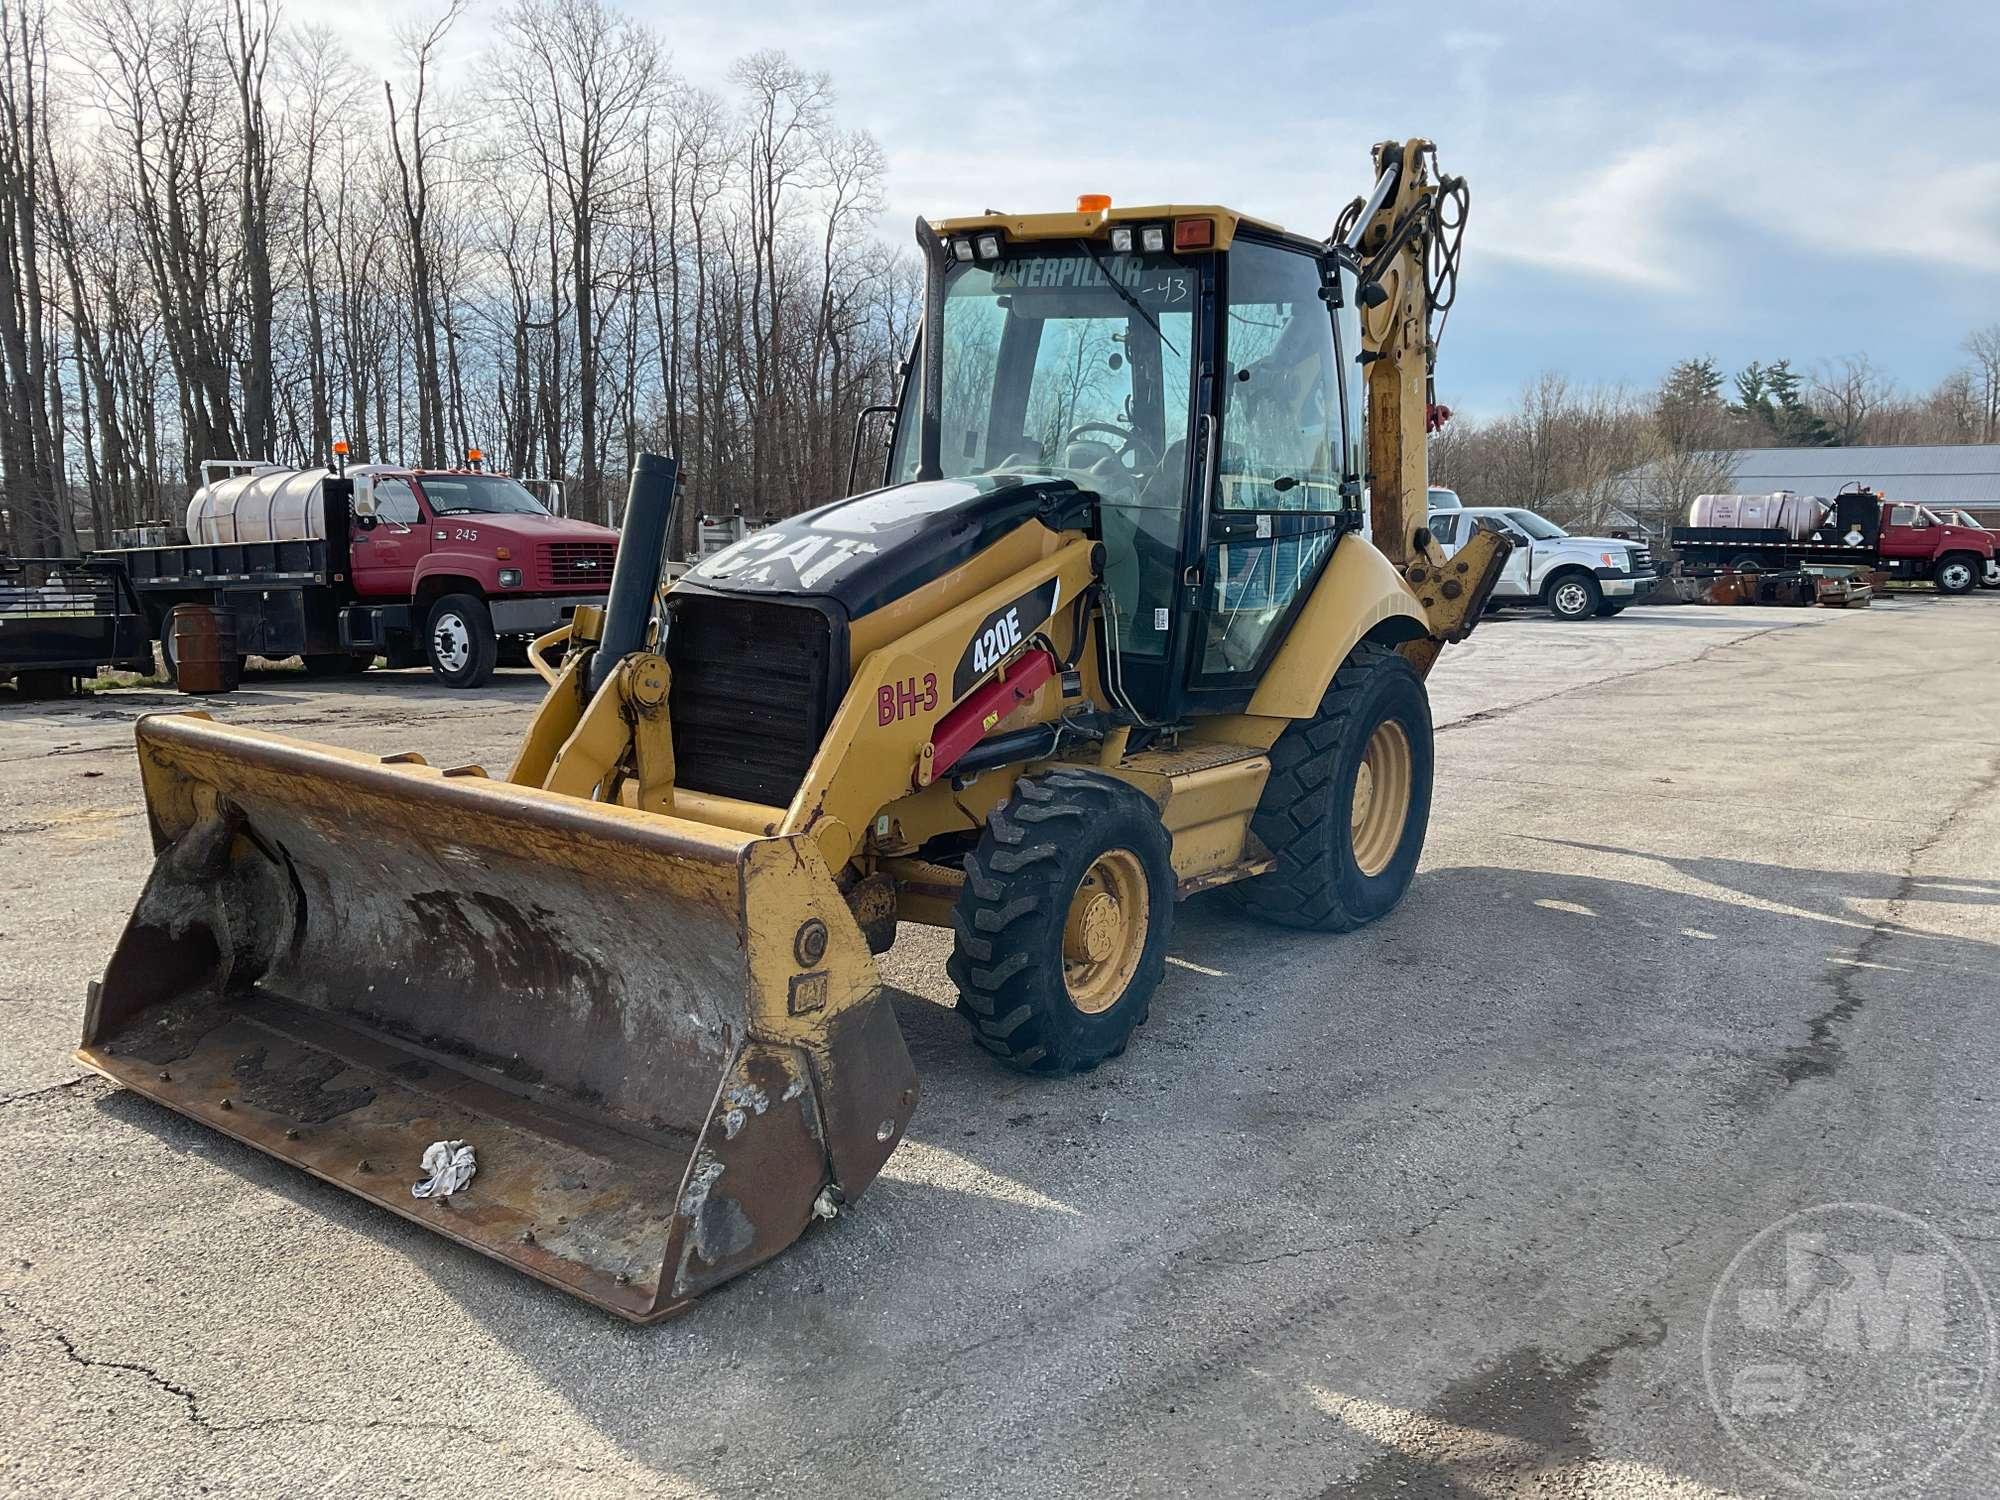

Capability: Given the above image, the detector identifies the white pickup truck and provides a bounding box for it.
[1427,502,1657,620]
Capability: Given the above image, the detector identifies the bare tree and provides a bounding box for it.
[1965,324,2000,443]
[384,1,462,467]
[487,0,664,520]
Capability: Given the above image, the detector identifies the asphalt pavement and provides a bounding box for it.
[4,594,1998,1498]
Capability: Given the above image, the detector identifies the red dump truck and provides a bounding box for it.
[92,461,618,687]
[1670,488,1997,594]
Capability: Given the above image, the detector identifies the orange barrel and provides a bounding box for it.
[169,604,240,695]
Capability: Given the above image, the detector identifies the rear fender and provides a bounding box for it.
[1240,533,1427,727]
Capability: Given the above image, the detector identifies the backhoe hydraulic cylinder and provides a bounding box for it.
[592,452,680,694]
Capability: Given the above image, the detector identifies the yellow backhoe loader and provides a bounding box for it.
[79,140,1509,1321]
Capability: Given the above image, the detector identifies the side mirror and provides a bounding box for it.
[352,476,378,520]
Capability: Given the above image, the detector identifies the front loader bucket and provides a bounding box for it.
[78,713,917,1322]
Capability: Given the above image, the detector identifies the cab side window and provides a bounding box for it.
[1217,243,1342,512]
[373,478,421,525]
[1430,513,1462,546]
[1200,241,1346,677]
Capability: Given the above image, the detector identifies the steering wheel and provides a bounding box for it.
[1063,421,1159,469]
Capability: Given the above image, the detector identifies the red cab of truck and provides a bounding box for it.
[1875,500,1996,594]
[343,466,618,683]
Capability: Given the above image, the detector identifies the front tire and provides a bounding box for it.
[1935,555,1978,595]
[1545,571,1601,621]
[425,594,498,687]
[1230,641,1434,932]
[948,769,1173,1075]
[1980,559,2000,590]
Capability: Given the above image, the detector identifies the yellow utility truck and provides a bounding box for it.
[79,140,1507,1320]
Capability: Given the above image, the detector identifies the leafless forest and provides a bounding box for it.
[0,0,915,553]
[1,0,1995,557]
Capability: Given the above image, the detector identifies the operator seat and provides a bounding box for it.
[1099,438,1188,657]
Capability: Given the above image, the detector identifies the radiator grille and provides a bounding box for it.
[539,541,616,588]
[664,594,840,806]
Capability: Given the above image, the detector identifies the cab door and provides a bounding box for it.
[348,477,430,598]
[1494,515,1536,597]
[1183,237,1360,697]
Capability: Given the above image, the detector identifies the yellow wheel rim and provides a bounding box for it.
[1351,719,1413,879]
[1062,849,1149,1015]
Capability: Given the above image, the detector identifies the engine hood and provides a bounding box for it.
[679,474,1095,616]
[1937,525,1995,554]
[446,512,618,541]
[1551,533,1640,552]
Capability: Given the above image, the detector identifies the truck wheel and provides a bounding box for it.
[1981,559,2000,590]
[1229,641,1433,932]
[1935,555,1978,595]
[302,653,370,677]
[155,622,176,680]
[947,769,1173,1075]
[426,594,498,688]
[1730,554,1765,573]
[1545,571,1601,620]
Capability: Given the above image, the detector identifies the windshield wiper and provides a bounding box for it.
[1081,239,1182,359]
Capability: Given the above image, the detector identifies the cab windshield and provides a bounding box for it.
[893,245,1196,505]
[417,475,548,516]
[1505,510,1569,541]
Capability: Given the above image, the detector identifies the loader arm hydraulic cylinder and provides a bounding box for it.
[590,452,680,695]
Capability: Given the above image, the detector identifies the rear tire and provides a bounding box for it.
[1935,554,1978,595]
[1545,571,1601,621]
[947,769,1173,1075]
[425,594,498,688]
[1229,641,1433,932]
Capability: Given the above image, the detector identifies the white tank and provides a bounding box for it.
[1687,491,1831,539]
[185,467,330,545]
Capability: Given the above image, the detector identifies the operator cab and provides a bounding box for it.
[885,212,1368,718]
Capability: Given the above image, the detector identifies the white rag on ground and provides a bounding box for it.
[412,1140,477,1199]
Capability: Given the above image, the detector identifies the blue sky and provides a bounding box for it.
[336,0,1999,418]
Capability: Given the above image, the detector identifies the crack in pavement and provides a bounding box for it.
[1437,623,1799,736]
[0,1293,605,1475]
[1767,750,2000,1097]
[0,1075,95,1109]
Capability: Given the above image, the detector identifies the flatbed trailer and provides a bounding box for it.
[0,556,154,695]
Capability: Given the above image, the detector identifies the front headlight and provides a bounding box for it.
[498,568,522,588]
[1599,551,1628,571]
